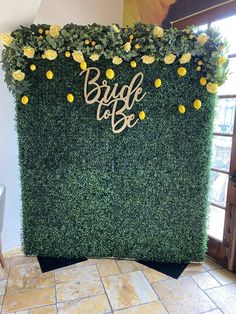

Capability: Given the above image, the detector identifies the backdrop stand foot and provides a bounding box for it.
[136,260,189,279]
[37,256,87,273]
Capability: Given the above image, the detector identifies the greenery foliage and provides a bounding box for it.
[0,23,226,261]
[1,23,228,98]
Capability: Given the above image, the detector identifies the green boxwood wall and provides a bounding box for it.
[17,56,215,262]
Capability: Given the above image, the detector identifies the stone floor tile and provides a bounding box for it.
[116,260,147,273]
[143,268,170,283]
[3,248,23,258]
[209,268,236,285]
[191,272,220,290]
[94,259,120,277]
[102,270,158,311]
[12,311,29,314]
[74,259,98,268]
[152,276,216,314]
[202,257,223,271]
[181,263,207,276]
[55,265,104,302]
[206,283,236,314]
[0,280,7,296]
[113,300,168,313]
[30,304,57,313]
[11,255,37,267]
[7,262,54,294]
[57,294,111,314]
[2,287,56,313]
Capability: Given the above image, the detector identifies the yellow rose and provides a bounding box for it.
[0,33,14,46]
[65,51,71,57]
[164,54,176,64]
[112,24,120,33]
[80,61,87,70]
[184,27,191,35]
[90,53,99,61]
[153,26,164,38]
[218,56,227,65]
[141,55,155,64]
[177,67,187,76]
[123,42,131,52]
[179,52,191,64]
[197,33,208,45]
[154,78,162,88]
[139,111,145,120]
[23,46,35,58]
[49,24,61,38]
[21,95,29,105]
[44,49,58,60]
[206,82,218,94]
[46,70,53,80]
[106,69,115,80]
[112,56,123,65]
[72,50,84,63]
[200,77,207,86]
[130,61,137,68]
[193,99,202,110]
[67,93,74,103]
[12,70,25,81]
[178,104,186,114]
[30,64,36,71]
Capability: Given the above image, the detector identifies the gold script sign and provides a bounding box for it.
[80,67,146,134]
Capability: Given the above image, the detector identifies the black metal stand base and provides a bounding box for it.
[136,260,189,279]
[37,256,87,273]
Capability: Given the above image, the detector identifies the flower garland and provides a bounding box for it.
[0,23,228,108]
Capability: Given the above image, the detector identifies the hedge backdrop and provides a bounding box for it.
[0,23,228,262]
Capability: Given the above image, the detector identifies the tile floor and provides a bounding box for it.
[0,250,236,314]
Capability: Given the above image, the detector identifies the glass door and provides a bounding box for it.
[206,15,236,269]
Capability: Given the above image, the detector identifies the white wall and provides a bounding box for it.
[0,0,42,251]
[34,0,123,25]
[0,0,123,251]
[0,66,21,251]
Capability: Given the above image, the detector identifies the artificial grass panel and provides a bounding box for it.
[17,56,215,262]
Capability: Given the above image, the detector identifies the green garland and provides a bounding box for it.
[0,23,228,99]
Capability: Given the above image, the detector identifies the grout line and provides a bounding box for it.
[207,271,226,286]
[141,270,160,299]
[190,271,220,312]
[114,260,122,273]
[141,270,170,314]
[95,264,114,314]
[53,269,59,314]
[112,299,170,314]
[200,308,223,314]
[1,254,13,312]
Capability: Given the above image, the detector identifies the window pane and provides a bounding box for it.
[211,136,232,171]
[218,57,236,96]
[207,205,225,241]
[214,98,236,134]
[210,171,228,207]
[211,15,236,54]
